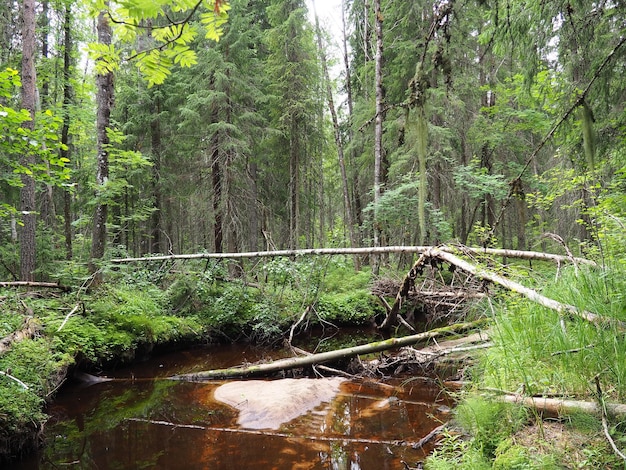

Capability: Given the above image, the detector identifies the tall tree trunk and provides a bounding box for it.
[38,0,56,226]
[341,0,363,261]
[19,0,37,282]
[150,91,163,254]
[312,4,357,254]
[289,126,300,251]
[61,2,73,260]
[211,133,223,253]
[89,7,114,280]
[372,0,384,274]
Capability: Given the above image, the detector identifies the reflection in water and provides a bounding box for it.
[14,344,450,469]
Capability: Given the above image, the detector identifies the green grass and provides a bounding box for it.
[427,261,626,468]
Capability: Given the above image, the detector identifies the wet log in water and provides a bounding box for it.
[170,320,485,381]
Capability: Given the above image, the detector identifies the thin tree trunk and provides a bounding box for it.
[89,7,114,281]
[61,2,73,260]
[372,0,384,274]
[19,0,37,282]
[312,4,356,254]
[150,90,162,254]
[38,0,56,226]
[341,0,363,263]
[289,125,300,251]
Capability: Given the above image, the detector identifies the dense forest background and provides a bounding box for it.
[1,0,625,282]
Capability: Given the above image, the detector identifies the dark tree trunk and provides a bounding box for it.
[89,7,114,280]
[19,0,37,282]
[211,135,223,253]
[150,91,163,253]
[60,3,73,260]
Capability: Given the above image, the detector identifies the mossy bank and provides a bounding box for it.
[0,260,381,463]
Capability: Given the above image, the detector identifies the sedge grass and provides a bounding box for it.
[481,264,626,401]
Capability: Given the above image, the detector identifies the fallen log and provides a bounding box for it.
[170,320,485,381]
[0,317,40,355]
[378,247,617,331]
[430,247,619,328]
[0,281,70,291]
[110,244,596,266]
[497,393,626,417]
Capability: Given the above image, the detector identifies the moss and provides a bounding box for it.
[315,291,383,325]
[492,439,533,469]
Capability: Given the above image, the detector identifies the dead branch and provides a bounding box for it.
[287,306,312,346]
[378,251,429,330]
[57,303,82,332]
[412,423,446,449]
[0,370,29,389]
[171,320,484,381]
[596,376,626,462]
[0,281,70,291]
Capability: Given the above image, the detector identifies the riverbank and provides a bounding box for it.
[0,260,382,463]
[3,254,626,467]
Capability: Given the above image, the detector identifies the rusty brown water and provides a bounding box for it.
[14,343,451,469]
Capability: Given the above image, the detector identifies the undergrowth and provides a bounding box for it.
[426,261,626,468]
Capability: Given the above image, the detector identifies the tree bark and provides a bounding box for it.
[372,0,384,275]
[19,0,37,282]
[0,281,69,290]
[171,320,482,381]
[61,2,73,260]
[89,6,114,281]
[498,394,626,417]
[149,89,163,254]
[312,4,357,256]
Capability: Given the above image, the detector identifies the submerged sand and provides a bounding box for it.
[213,377,345,430]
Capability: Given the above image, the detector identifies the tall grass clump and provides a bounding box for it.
[480,263,626,401]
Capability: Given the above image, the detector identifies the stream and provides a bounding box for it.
[15,337,452,469]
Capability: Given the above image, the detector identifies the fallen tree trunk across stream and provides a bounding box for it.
[170,320,484,381]
[110,245,596,266]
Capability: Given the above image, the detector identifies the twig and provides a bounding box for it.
[541,233,578,276]
[596,375,626,462]
[57,303,81,332]
[0,370,29,389]
[551,344,596,356]
[287,306,312,346]
[412,423,446,449]
[127,417,433,447]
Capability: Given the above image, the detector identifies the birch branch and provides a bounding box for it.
[0,370,29,389]
[57,304,81,332]
[0,281,70,291]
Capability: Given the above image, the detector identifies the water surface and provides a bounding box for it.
[15,343,450,469]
